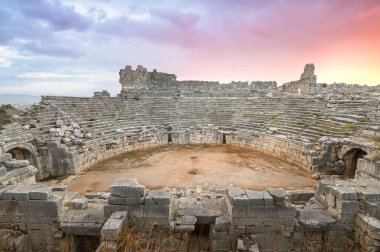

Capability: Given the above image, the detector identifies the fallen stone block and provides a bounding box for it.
[68,198,88,210]
[110,178,145,198]
[147,188,172,205]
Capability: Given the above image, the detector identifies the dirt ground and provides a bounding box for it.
[66,144,316,194]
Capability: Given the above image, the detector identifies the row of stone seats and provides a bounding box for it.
[9,96,375,145]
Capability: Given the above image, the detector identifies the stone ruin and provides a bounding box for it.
[0,64,379,251]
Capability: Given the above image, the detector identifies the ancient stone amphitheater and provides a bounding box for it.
[0,64,379,251]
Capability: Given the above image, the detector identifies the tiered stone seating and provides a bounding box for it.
[9,94,376,144]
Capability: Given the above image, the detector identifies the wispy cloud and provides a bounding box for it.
[0,0,379,96]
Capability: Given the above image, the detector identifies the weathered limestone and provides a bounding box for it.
[104,178,172,228]
[0,64,379,250]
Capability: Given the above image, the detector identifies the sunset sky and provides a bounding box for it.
[0,0,379,96]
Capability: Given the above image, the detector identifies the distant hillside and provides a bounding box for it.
[0,94,41,106]
[0,104,23,128]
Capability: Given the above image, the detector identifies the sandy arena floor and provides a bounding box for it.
[66,144,316,194]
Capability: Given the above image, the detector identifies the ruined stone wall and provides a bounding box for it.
[0,184,63,251]
[99,178,380,251]
[229,132,314,172]
[119,65,276,95]
[356,156,380,180]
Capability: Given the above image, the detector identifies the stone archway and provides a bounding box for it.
[2,143,42,177]
[342,148,367,178]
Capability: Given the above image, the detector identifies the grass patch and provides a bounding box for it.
[132,95,140,101]
[357,118,370,123]
[345,123,354,129]
[271,114,278,120]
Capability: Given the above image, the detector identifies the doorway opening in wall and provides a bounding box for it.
[6,147,38,169]
[168,133,172,143]
[187,224,210,251]
[73,235,100,252]
[343,148,367,178]
[222,134,227,144]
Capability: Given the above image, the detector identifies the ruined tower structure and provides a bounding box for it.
[281,63,317,94]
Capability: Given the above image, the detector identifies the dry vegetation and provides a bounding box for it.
[101,223,191,252]
[0,104,22,129]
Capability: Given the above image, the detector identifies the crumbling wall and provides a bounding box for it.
[229,132,314,172]
[356,156,380,180]
[119,65,276,95]
[0,184,63,251]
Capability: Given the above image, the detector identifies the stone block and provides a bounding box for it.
[0,185,17,198]
[288,190,314,203]
[28,196,63,217]
[101,218,124,241]
[68,198,88,210]
[147,188,172,205]
[267,188,286,206]
[2,185,41,201]
[110,178,145,198]
[363,201,380,219]
[336,200,359,215]
[51,185,67,192]
[0,166,7,177]
[109,211,128,221]
[355,187,380,201]
[0,153,12,162]
[3,160,29,169]
[245,190,265,206]
[104,205,132,219]
[144,195,156,207]
[211,229,232,240]
[173,224,194,232]
[263,191,273,206]
[144,204,170,218]
[29,186,52,200]
[231,194,250,207]
[174,215,197,225]
[108,195,144,206]
[330,186,357,200]
[215,215,230,232]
